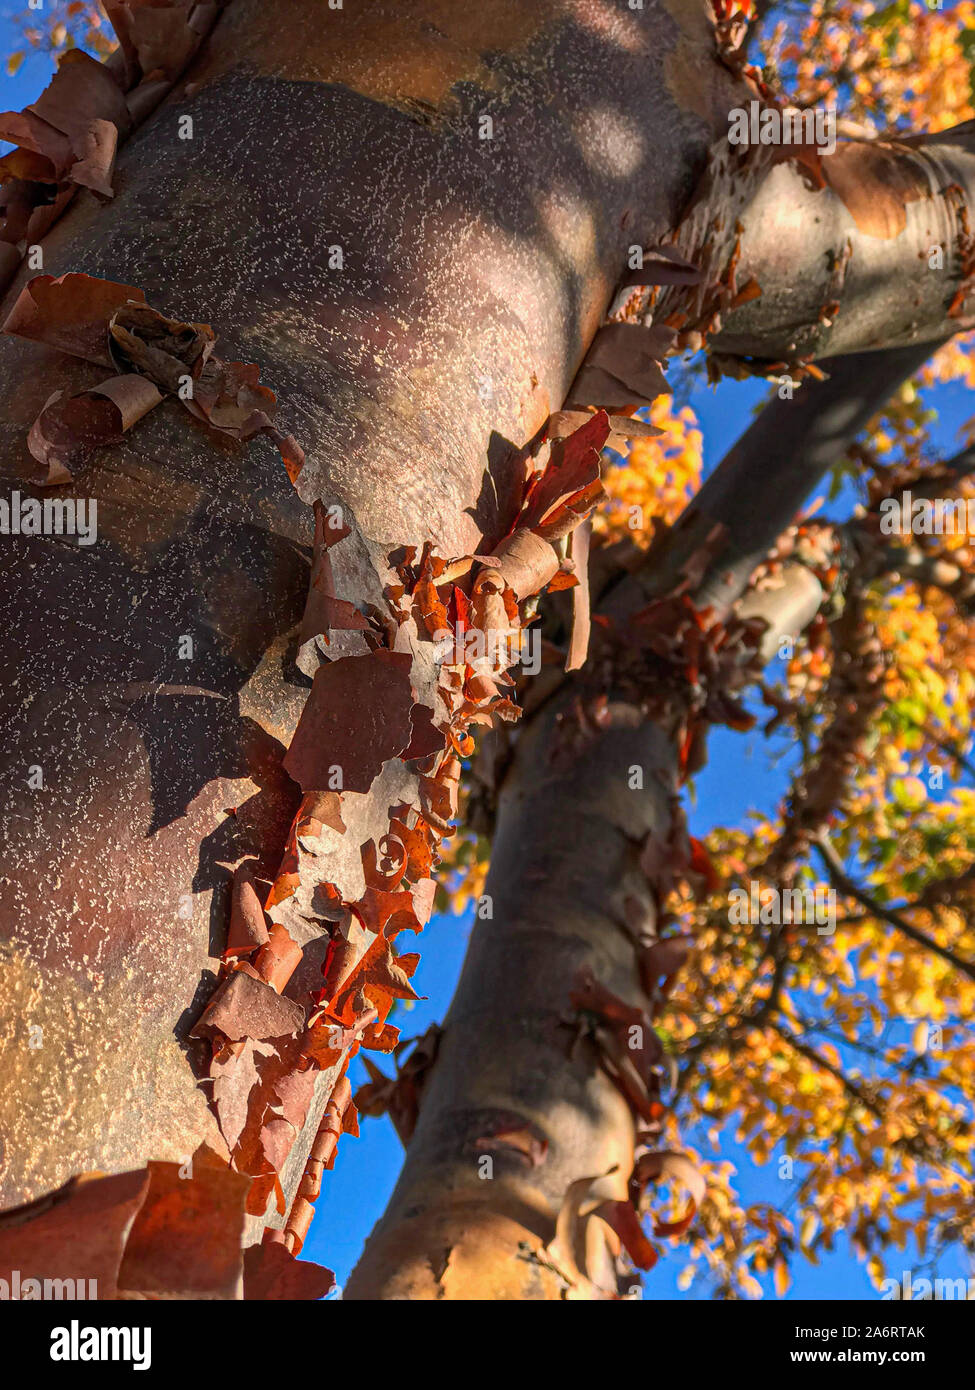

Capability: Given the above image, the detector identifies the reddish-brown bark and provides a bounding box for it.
[1,0,967,1299]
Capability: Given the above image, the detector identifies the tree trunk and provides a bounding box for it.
[0,0,752,1233]
[2,0,966,1299]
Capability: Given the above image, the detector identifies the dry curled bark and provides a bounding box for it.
[0,0,754,1254]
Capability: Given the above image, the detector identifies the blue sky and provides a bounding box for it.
[2,6,971,1301]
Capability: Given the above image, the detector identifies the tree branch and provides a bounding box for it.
[815,837,975,982]
[771,1021,886,1119]
[616,341,944,619]
[695,124,975,361]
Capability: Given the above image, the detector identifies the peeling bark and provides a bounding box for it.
[0,0,753,1241]
[2,0,967,1299]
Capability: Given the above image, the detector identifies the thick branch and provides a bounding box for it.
[615,341,941,618]
[705,124,975,360]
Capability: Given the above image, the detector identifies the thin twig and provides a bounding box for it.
[815,837,975,982]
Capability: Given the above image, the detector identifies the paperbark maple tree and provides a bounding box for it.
[1,0,974,1302]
